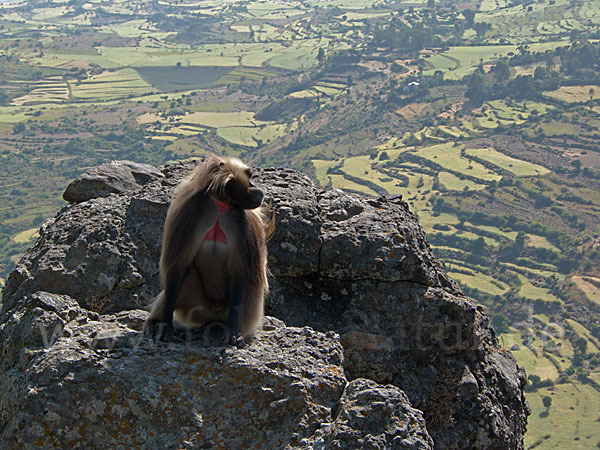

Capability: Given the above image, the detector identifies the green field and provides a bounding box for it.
[10,78,69,106]
[525,384,600,449]
[95,38,339,71]
[28,50,119,69]
[99,19,174,40]
[184,111,267,128]
[214,67,278,85]
[1,0,600,447]
[526,235,560,252]
[438,171,486,191]
[70,69,155,100]
[418,212,460,229]
[328,174,379,195]
[538,121,578,136]
[217,123,288,147]
[565,319,600,353]
[500,327,571,379]
[510,344,560,381]
[472,100,553,130]
[571,276,600,306]
[341,155,406,195]
[98,45,240,67]
[517,274,562,304]
[465,147,550,176]
[470,224,518,240]
[13,228,39,243]
[449,270,509,296]
[543,85,600,104]
[312,159,338,187]
[148,124,207,139]
[424,45,518,79]
[290,81,347,102]
[137,109,290,146]
[437,125,470,139]
[414,143,502,181]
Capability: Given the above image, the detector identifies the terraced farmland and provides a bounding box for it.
[70,69,155,101]
[1,0,600,447]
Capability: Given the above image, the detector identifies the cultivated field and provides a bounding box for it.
[1,0,600,447]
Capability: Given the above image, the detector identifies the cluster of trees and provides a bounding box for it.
[464,41,600,107]
[372,21,441,53]
[550,205,587,232]
[256,96,317,122]
[429,231,489,256]
[506,41,600,79]
[525,374,553,392]
[559,41,600,75]
[465,62,559,106]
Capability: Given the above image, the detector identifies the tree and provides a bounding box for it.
[534,66,548,80]
[317,47,325,65]
[516,232,526,249]
[463,9,475,27]
[542,396,552,409]
[391,62,405,73]
[493,60,510,83]
[534,192,552,208]
[513,75,534,98]
[465,70,486,106]
[528,374,541,387]
[491,313,509,334]
[12,122,26,134]
[471,236,487,255]
[473,22,491,38]
[575,337,588,353]
[560,41,598,74]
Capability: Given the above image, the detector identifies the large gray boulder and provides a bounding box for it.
[1,160,528,448]
[62,159,164,203]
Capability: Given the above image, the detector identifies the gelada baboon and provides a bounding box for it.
[144,155,272,345]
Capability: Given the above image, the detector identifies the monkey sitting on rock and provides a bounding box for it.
[144,155,273,346]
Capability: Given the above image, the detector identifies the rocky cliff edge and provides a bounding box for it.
[0,160,528,448]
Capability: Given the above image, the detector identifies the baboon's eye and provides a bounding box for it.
[246,169,252,179]
[219,162,225,168]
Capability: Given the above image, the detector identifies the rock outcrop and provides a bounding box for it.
[62,160,164,204]
[0,160,528,448]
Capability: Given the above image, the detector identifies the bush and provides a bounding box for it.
[575,337,588,353]
[12,123,26,134]
[492,313,509,334]
[542,396,552,409]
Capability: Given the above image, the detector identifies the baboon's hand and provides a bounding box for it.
[144,318,173,341]
[229,332,246,348]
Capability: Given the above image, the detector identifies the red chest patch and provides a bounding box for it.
[203,198,232,244]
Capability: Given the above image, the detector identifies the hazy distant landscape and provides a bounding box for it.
[0,0,599,447]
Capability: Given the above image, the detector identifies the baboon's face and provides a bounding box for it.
[224,164,263,210]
